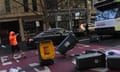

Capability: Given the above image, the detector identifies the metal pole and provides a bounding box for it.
[56,16,58,27]
[39,0,50,31]
[68,0,72,30]
[86,0,91,35]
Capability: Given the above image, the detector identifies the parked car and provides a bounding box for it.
[25,28,71,49]
[48,28,71,36]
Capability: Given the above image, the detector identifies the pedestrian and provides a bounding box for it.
[79,22,85,32]
[9,31,25,59]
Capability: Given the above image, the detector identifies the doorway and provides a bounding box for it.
[0,21,19,44]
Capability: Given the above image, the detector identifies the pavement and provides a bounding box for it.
[0,43,109,72]
[0,41,28,56]
[1,36,120,72]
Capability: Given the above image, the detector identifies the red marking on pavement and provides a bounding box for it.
[0,43,120,72]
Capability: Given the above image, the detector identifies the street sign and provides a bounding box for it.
[38,40,55,60]
[36,21,40,27]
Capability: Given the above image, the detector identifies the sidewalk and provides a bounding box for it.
[0,45,11,56]
[0,41,28,56]
[1,43,119,72]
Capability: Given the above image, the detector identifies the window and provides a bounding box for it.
[23,0,29,12]
[5,0,11,13]
[24,21,36,34]
[32,0,37,11]
[46,0,57,9]
[96,8,119,21]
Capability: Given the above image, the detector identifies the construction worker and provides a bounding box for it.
[9,31,25,59]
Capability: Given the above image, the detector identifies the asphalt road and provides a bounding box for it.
[0,35,120,56]
[1,34,120,72]
[0,42,28,56]
[79,35,120,47]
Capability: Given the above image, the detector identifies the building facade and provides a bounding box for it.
[47,0,96,32]
[0,0,100,44]
[0,0,45,44]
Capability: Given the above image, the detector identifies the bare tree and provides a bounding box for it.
[13,0,50,31]
[39,0,50,30]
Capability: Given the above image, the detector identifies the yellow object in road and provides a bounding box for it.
[39,40,55,60]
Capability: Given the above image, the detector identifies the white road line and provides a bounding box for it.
[33,66,51,72]
[91,68,108,72]
[79,38,89,42]
[33,68,40,72]
[0,70,7,72]
[1,56,12,66]
[29,63,39,67]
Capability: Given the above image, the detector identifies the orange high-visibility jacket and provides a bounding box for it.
[9,31,18,46]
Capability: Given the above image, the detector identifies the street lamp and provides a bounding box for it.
[68,0,72,31]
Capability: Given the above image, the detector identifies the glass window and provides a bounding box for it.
[5,0,11,13]
[46,0,58,9]
[24,21,36,34]
[96,8,119,21]
[23,0,29,12]
[32,0,37,11]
